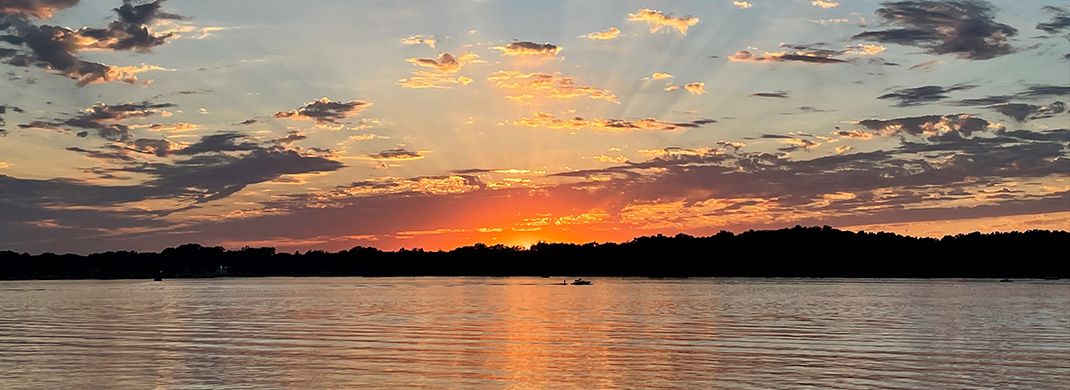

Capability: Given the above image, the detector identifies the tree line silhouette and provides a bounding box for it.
[1,226,1067,280]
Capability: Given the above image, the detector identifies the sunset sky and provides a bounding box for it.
[1,0,1068,253]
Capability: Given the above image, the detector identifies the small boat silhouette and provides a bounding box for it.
[153,276,163,282]
[570,278,592,285]
[999,278,1013,283]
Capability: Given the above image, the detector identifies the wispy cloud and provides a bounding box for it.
[488,71,619,103]
[504,112,714,132]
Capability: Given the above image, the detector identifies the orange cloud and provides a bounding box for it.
[628,8,699,35]
[554,209,611,225]
[581,27,621,40]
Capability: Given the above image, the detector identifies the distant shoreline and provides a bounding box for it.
[2,226,1067,280]
[1,276,1065,282]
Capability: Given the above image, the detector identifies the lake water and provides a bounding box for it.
[0,278,1067,389]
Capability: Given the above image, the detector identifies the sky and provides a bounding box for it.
[0,0,1068,254]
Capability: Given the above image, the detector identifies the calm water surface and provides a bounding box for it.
[0,278,1067,389]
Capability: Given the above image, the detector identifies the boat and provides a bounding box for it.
[570,278,592,285]
[153,276,163,282]
[999,278,1013,283]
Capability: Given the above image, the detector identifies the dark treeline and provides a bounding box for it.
[1,226,1068,280]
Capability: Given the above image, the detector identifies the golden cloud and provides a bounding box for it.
[399,52,482,89]
[845,43,887,56]
[581,27,621,40]
[628,8,699,35]
[487,71,619,103]
[554,209,611,225]
[132,122,202,133]
[89,64,171,86]
[401,34,437,49]
[684,82,706,95]
[811,0,839,9]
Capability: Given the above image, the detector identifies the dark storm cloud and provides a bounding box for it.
[729,49,847,64]
[174,132,260,155]
[0,21,119,85]
[65,145,136,162]
[2,132,344,227]
[129,148,343,202]
[19,100,175,141]
[877,84,976,106]
[1018,85,1070,99]
[272,130,306,146]
[369,148,423,160]
[0,104,25,134]
[492,41,562,56]
[996,128,1070,142]
[751,91,789,98]
[853,1,1018,60]
[988,100,1065,122]
[126,138,177,157]
[0,0,79,19]
[554,124,1068,213]
[0,144,344,250]
[759,134,793,139]
[857,114,997,138]
[1036,5,1070,34]
[988,101,1065,122]
[273,98,372,126]
[9,121,1070,253]
[74,0,182,52]
[955,85,1070,106]
[797,106,829,113]
[0,0,179,85]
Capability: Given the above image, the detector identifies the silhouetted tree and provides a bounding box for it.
[0,226,1066,279]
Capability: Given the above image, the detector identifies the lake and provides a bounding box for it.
[1,278,1067,388]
